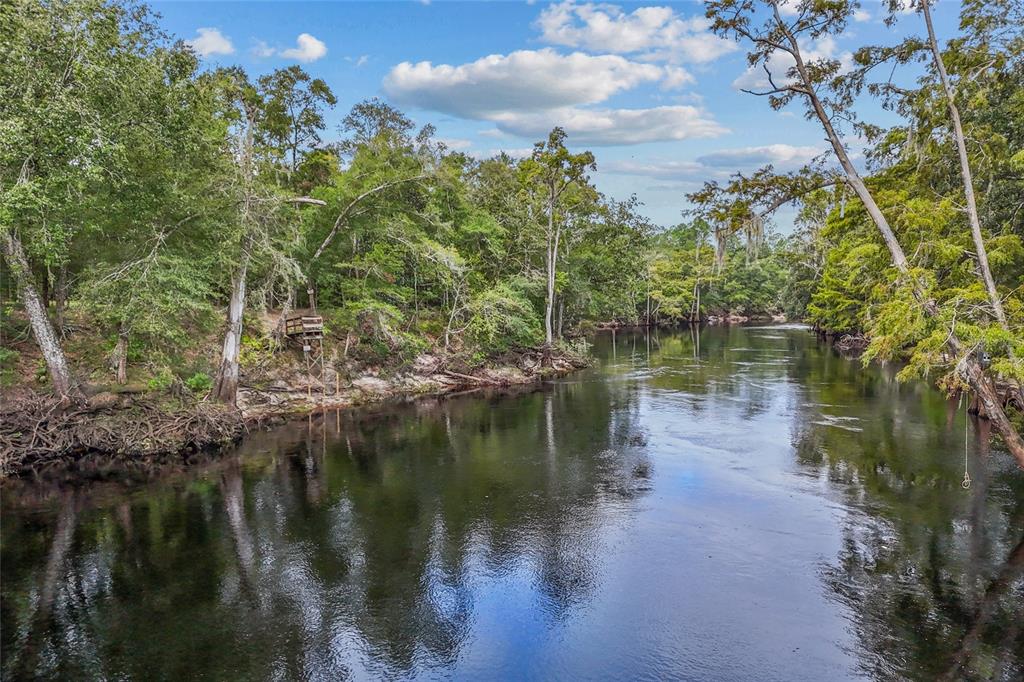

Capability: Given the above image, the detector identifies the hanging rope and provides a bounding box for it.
[961,390,971,490]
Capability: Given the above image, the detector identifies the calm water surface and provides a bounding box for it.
[3,325,1023,681]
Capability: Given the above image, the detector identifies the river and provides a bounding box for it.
[2,325,1022,680]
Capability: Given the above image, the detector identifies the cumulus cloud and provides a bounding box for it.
[384,49,668,117]
[536,1,735,63]
[489,105,726,146]
[603,144,823,182]
[383,48,722,146]
[251,33,327,62]
[187,28,234,57]
[279,33,327,62]
[853,9,872,22]
[732,36,852,91]
[486,147,535,159]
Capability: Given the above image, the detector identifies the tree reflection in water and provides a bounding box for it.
[789,344,1024,681]
[2,377,651,679]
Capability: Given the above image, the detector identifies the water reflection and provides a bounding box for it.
[2,325,1022,680]
[3,378,651,679]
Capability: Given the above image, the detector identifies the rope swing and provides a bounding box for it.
[960,390,971,490]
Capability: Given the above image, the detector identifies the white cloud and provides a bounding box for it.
[603,159,705,180]
[602,144,823,183]
[187,28,234,57]
[486,147,535,159]
[661,66,694,90]
[252,40,275,58]
[250,33,327,62]
[436,137,473,151]
[697,144,822,169]
[776,0,801,17]
[733,36,852,91]
[384,49,667,117]
[279,33,328,62]
[853,9,872,22]
[384,48,722,146]
[489,105,726,146]
[536,1,735,63]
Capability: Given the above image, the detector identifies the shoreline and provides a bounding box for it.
[0,352,585,482]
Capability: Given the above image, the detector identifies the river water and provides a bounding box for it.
[2,325,1022,681]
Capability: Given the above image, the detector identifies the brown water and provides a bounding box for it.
[2,325,1022,680]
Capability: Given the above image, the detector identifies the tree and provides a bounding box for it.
[1,0,183,403]
[257,65,337,179]
[705,0,1024,466]
[519,128,596,352]
[212,69,267,404]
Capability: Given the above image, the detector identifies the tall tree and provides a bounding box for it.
[212,70,263,404]
[520,128,596,351]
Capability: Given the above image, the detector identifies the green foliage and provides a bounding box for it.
[147,367,174,392]
[239,335,275,369]
[0,347,19,386]
[184,372,213,395]
[467,285,543,354]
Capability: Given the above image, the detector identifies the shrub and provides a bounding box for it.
[184,372,213,395]
[147,367,174,391]
[0,347,19,386]
[467,285,543,354]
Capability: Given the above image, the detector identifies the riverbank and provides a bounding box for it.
[0,347,587,480]
[592,312,787,329]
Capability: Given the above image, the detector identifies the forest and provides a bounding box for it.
[1,0,1022,470]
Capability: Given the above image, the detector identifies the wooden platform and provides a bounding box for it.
[284,315,324,340]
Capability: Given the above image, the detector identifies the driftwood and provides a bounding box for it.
[443,370,500,386]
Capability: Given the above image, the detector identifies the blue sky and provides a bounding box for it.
[152,1,962,229]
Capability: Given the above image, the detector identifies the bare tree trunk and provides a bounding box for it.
[109,324,129,385]
[920,0,1009,331]
[214,240,250,405]
[771,2,1024,467]
[544,194,557,349]
[0,230,83,404]
[215,99,257,407]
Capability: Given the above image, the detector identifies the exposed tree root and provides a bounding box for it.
[0,395,243,478]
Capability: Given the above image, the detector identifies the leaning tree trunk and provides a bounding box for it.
[920,0,1021,398]
[773,4,1024,467]
[214,240,250,405]
[921,0,1010,332]
[0,229,83,404]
